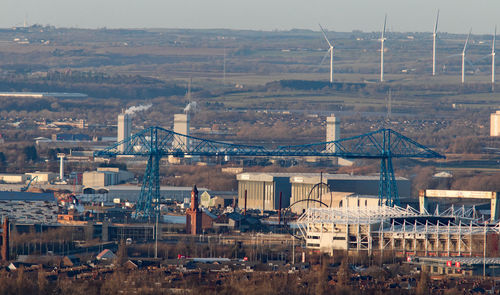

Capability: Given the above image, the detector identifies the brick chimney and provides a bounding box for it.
[1,217,9,262]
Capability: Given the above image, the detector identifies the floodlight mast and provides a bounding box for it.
[462,29,472,84]
[319,24,334,83]
[380,14,387,82]
[432,10,440,76]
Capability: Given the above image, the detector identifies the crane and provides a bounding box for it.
[21,176,38,192]
[94,127,444,218]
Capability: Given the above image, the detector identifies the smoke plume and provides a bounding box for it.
[183,101,198,114]
[124,104,152,116]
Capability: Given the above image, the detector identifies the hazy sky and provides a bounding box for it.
[2,0,499,34]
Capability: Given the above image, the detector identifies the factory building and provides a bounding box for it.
[200,191,236,208]
[0,92,88,99]
[25,172,58,184]
[117,113,132,152]
[326,114,340,151]
[80,185,209,203]
[173,113,189,149]
[51,133,91,141]
[236,172,410,213]
[490,110,500,136]
[237,173,293,212]
[82,167,134,187]
[325,114,340,165]
[0,174,28,184]
[0,172,61,185]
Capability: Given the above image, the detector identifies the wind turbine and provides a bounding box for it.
[492,26,496,91]
[380,14,387,82]
[461,29,472,84]
[432,10,440,76]
[319,24,334,83]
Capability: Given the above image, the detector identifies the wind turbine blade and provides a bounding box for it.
[476,53,494,61]
[318,23,333,48]
[463,28,472,53]
[445,53,463,59]
[493,25,497,54]
[382,14,387,39]
[434,10,440,34]
[318,49,330,66]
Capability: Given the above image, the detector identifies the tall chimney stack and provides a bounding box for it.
[1,217,9,262]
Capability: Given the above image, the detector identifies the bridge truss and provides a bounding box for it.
[94,127,444,218]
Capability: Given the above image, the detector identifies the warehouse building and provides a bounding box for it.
[80,185,209,203]
[491,110,500,137]
[82,167,134,187]
[25,171,58,184]
[237,173,293,212]
[0,174,28,184]
[236,172,410,213]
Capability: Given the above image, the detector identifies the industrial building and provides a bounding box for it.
[0,174,28,184]
[82,167,134,187]
[117,113,131,152]
[200,191,236,208]
[325,114,340,165]
[236,172,410,213]
[51,133,91,141]
[25,171,58,184]
[173,113,190,149]
[237,173,292,212]
[0,171,64,185]
[325,114,340,146]
[491,110,500,137]
[80,184,209,203]
[0,92,88,99]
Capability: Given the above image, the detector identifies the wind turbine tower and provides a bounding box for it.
[380,14,387,82]
[461,29,472,84]
[432,10,440,76]
[492,26,496,91]
[319,24,334,83]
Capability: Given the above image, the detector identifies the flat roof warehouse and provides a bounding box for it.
[0,92,88,99]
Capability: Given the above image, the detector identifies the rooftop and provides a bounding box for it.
[237,172,408,182]
[0,191,55,202]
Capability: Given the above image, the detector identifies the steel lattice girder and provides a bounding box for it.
[94,127,445,218]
